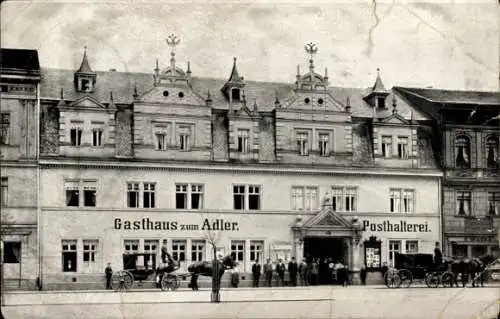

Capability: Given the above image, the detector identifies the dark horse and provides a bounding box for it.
[187,253,237,289]
[450,255,495,288]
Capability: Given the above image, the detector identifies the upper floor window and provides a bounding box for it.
[231,88,240,101]
[126,182,155,208]
[397,136,409,159]
[155,133,167,151]
[297,132,309,156]
[0,177,7,207]
[456,191,471,216]
[70,128,83,146]
[455,135,470,169]
[178,127,191,151]
[488,192,499,216]
[92,129,103,147]
[291,186,319,211]
[318,133,330,156]
[237,129,250,153]
[486,136,499,169]
[233,184,261,211]
[377,97,386,109]
[381,136,392,158]
[0,113,10,145]
[390,188,414,213]
[175,183,204,209]
[331,186,357,212]
[65,180,96,207]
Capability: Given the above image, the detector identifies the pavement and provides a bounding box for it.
[2,285,499,319]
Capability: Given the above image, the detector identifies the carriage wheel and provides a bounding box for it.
[440,272,455,288]
[398,269,413,288]
[384,271,401,289]
[425,272,440,288]
[111,270,134,291]
[161,274,179,291]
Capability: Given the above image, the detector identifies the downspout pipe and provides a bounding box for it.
[36,82,42,289]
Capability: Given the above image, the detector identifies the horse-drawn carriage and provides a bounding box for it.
[384,253,455,288]
[111,252,181,291]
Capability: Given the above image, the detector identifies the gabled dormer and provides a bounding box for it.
[153,35,191,87]
[221,57,245,103]
[295,43,329,92]
[364,68,390,109]
[74,46,97,93]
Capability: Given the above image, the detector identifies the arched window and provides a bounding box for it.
[455,135,471,169]
[486,136,499,169]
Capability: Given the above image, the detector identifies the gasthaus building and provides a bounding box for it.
[36,40,443,289]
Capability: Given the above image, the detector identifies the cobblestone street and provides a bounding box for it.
[2,285,499,319]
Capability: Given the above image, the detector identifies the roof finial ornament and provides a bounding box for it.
[324,67,328,81]
[205,90,212,106]
[253,99,258,113]
[392,94,397,114]
[166,34,180,73]
[274,90,281,108]
[346,96,351,113]
[304,42,318,74]
[187,61,191,74]
[133,85,139,100]
[110,91,114,104]
[60,88,64,100]
[377,67,380,76]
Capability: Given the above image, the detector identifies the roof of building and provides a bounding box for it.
[0,48,40,75]
[395,87,500,105]
[40,68,429,121]
[75,48,95,74]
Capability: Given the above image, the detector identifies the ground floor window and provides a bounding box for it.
[172,240,186,262]
[3,241,21,264]
[144,240,159,269]
[250,240,264,262]
[405,240,418,253]
[191,240,205,262]
[452,244,468,258]
[471,245,487,258]
[82,239,98,273]
[231,240,245,263]
[124,239,139,253]
[388,240,401,267]
[62,240,77,272]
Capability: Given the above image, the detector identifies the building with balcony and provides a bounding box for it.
[34,40,444,288]
[0,48,41,289]
[395,87,500,258]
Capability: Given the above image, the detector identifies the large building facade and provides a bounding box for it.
[396,88,500,258]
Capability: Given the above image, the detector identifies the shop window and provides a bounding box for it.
[388,240,401,267]
[3,242,21,264]
[172,240,186,262]
[291,186,318,211]
[456,191,471,216]
[62,240,77,272]
[455,135,471,169]
[405,240,418,253]
[250,241,263,262]
[143,183,156,208]
[191,240,205,262]
[231,240,245,263]
[486,136,499,169]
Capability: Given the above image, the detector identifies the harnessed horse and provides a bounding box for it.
[187,253,237,289]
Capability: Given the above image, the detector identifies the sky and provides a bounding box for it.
[1,0,499,91]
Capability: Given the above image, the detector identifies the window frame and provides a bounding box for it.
[2,241,21,264]
[390,188,415,213]
[172,239,187,262]
[237,129,250,154]
[405,240,418,254]
[0,112,10,145]
[397,136,409,159]
[487,192,499,216]
[331,186,358,212]
[318,133,330,157]
[143,182,156,209]
[296,131,310,156]
[291,186,319,211]
[486,135,499,169]
[191,240,206,262]
[230,240,245,263]
[65,180,98,207]
[456,190,472,216]
[455,135,471,169]
[381,135,393,158]
[62,239,78,272]
[92,128,104,147]
[70,127,83,147]
[1,177,8,207]
[249,240,264,262]
[388,240,402,267]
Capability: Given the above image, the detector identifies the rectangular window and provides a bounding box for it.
[331,186,357,212]
[291,186,318,211]
[390,189,402,213]
[377,97,386,109]
[488,192,500,216]
[65,181,80,207]
[3,242,21,264]
[155,133,166,150]
[191,240,205,262]
[456,191,471,216]
[83,181,96,207]
[175,184,188,209]
[62,240,77,272]
[82,240,98,272]
[127,183,140,208]
[144,240,158,269]
[178,127,191,151]
[381,136,392,158]
[297,132,309,156]
[318,133,329,156]
[143,183,156,208]
[405,240,418,253]
[397,136,409,159]
[250,240,264,262]
[237,129,249,153]
[233,185,245,210]
[1,177,7,207]
[388,240,401,267]
[124,239,139,253]
[191,184,203,209]
[0,113,10,144]
[231,240,245,263]
[172,240,186,262]
[70,128,83,146]
[248,185,261,210]
[92,129,103,147]
[402,189,414,213]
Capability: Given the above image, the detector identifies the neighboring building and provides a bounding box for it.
[36,40,442,289]
[396,87,500,259]
[0,48,41,289]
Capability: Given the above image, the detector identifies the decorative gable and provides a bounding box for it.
[67,95,108,110]
[378,113,410,125]
[282,92,344,112]
[136,86,205,106]
[301,209,353,228]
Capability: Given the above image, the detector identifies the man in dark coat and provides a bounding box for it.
[288,257,298,286]
[276,259,286,286]
[161,239,175,270]
[434,242,443,269]
[264,259,274,287]
[105,263,113,289]
[252,259,262,287]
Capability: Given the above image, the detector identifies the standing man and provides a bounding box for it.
[264,259,273,287]
[161,239,174,269]
[288,257,298,287]
[276,259,286,286]
[252,259,262,287]
[105,262,113,290]
[434,242,443,269]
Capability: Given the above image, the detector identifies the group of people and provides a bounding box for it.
[250,256,351,287]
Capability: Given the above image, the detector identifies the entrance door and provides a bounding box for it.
[303,237,346,285]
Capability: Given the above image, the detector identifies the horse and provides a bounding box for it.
[470,255,495,287]
[187,253,237,289]
[449,255,495,288]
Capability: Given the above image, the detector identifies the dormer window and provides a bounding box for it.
[70,128,83,146]
[74,46,97,93]
[231,88,240,101]
[377,97,386,109]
